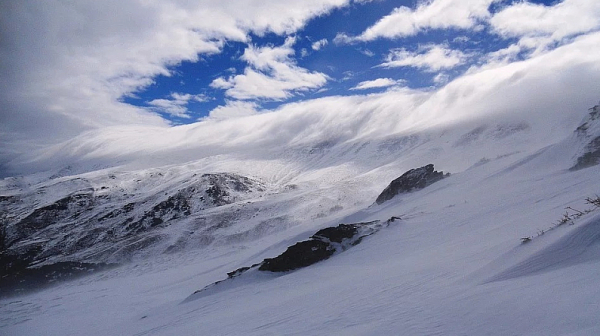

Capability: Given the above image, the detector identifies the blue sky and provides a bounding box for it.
[1,0,599,167]
[122,0,556,124]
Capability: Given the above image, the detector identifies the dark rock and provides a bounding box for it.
[571,136,600,171]
[186,221,390,300]
[0,224,6,252]
[201,173,262,205]
[258,222,384,273]
[98,202,135,222]
[227,266,252,278]
[312,224,358,243]
[7,191,94,246]
[227,263,262,278]
[375,164,448,204]
[205,184,227,205]
[0,261,116,298]
[123,194,191,234]
[0,195,17,204]
[0,246,40,275]
[1,171,266,277]
[571,104,600,170]
[259,240,334,272]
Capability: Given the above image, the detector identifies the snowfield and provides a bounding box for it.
[2,97,600,334]
[5,1,600,335]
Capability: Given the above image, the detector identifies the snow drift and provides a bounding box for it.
[2,36,600,334]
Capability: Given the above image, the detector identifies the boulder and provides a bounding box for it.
[311,224,358,243]
[375,164,448,205]
[259,240,334,272]
[259,222,382,273]
[185,220,392,301]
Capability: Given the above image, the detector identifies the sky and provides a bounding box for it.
[1,0,600,173]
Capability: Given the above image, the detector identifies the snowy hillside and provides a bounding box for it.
[4,0,600,334]
[1,100,600,335]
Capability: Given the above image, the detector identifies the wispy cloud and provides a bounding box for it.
[311,38,329,50]
[379,44,467,72]
[18,32,600,175]
[432,73,449,85]
[490,0,600,56]
[3,0,600,173]
[147,93,208,118]
[204,100,261,121]
[350,78,404,90]
[335,0,495,43]
[491,0,600,41]
[210,37,329,100]
[359,48,375,57]
[0,0,349,159]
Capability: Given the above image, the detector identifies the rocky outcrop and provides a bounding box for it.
[259,222,380,272]
[185,219,397,302]
[5,191,94,247]
[571,136,600,171]
[0,171,267,292]
[375,164,448,205]
[259,239,335,272]
[571,104,600,171]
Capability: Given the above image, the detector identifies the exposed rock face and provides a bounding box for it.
[185,219,396,302]
[259,239,335,272]
[571,136,600,171]
[0,172,267,290]
[259,223,372,272]
[375,164,448,205]
[5,191,94,247]
[312,224,358,243]
[571,104,600,171]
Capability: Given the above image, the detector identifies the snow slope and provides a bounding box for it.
[2,99,600,335]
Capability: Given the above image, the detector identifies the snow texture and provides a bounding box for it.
[1,102,600,335]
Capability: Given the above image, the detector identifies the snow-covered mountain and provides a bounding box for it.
[2,101,600,335]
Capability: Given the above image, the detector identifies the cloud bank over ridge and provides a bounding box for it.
[2,0,600,176]
[10,32,600,176]
[0,0,348,161]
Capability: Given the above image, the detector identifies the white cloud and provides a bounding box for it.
[210,37,329,100]
[359,49,375,57]
[311,38,329,50]
[453,36,470,43]
[433,73,449,85]
[17,31,600,176]
[342,71,355,81]
[337,0,495,43]
[379,45,467,72]
[0,0,349,161]
[204,100,261,121]
[350,78,404,90]
[490,0,600,54]
[491,0,600,41]
[148,93,208,118]
[4,0,600,176]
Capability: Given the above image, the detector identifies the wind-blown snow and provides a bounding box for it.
[4,31,600,177]
[2,32,600,335]
[2,92,600,335]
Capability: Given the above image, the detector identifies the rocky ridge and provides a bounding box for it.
[184,218,397,302]
[0,172,268,295]
[375,164,449,204]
